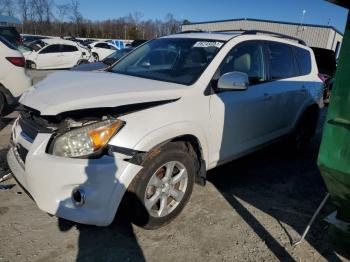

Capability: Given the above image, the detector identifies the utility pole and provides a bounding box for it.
[296,9,306,36]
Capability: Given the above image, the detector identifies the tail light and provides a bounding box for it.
[318,73,329,83]
[6,57,25,67]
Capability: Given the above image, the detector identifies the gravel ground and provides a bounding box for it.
[0,70,349,262]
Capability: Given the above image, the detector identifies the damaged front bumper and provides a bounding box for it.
[7,118,142,226]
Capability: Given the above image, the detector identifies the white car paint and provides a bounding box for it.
[0,36,31,110]
[88,41,117,61]
[24,39,91,69]
[8,33,323,226]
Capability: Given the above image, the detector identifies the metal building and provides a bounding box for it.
[182,18,343,55]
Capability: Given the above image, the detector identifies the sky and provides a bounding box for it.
[57,0,349,32]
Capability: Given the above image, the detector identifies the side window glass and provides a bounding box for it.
[61,45,78,52]
[267,42,297,80]
[218,42,265,85]
[294,47,311,76]
[39,44,60,54]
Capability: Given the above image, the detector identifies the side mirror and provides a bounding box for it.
[217,71,249,91]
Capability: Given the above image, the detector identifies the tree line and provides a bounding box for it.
[0,0,190,39]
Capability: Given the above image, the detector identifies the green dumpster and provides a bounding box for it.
[318,0,350,243]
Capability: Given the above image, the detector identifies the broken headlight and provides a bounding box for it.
[51,119,124,158]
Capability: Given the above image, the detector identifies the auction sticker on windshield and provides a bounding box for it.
[193,41,223,48]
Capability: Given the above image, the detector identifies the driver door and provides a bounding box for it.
[209,41,273,164]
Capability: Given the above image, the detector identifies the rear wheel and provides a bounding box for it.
[126,142,195,229]
[0,92,5,116]
[290,112,318,153]
[92,53,99,62]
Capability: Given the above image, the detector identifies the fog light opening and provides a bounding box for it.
[72,188,85,206]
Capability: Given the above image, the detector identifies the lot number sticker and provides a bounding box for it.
[193,41,223,48]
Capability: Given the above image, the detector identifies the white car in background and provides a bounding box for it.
[88,41,118,61]
[0,36,31,115]
[23,39,91,69]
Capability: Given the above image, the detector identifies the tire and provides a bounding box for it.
[0,92,5,116]
[126,142,195,229]
[290,112,317,153]
[92,53,99,62]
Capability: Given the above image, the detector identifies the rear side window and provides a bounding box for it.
[40,44,61,54]
[95,43,109,49]
[294,47,312,76]
[61,45,78,52]
[266,42,297,80]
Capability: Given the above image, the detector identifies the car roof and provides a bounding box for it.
[41,38,78,45]
[162,31,308,48]
[163,32,239,41]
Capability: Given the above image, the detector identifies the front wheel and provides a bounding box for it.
[92,53,99,62]
[126,142,195,229]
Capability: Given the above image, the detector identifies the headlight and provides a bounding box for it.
[51,119,124,158]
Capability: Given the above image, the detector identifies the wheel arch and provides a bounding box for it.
[296,103,320,135]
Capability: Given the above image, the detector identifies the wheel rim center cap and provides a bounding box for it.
[162,183,170,193]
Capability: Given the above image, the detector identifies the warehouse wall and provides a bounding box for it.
[182,19,342,50]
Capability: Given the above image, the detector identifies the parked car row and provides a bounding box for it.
[7,31,324,230]
[0,36,31,116]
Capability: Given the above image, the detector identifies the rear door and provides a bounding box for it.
[262,41,303,136]
[36,44,62,69]
[60,44,81,68]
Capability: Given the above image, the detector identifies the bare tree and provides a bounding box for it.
[70,0,82,36]
[1,0,16,16]
[56,3,70,35]
[18,0,29,22]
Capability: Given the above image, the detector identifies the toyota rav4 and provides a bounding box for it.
[7,32,323,229]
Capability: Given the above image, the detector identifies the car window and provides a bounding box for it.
[39,44,61,54]
[294,47,312,76]
[95,43,109,49]
[0,35,17,50]
[61,44,79,52]
[217,41,265,85]
[111,38,224,85]
[0,27,21,46]
[267,42,298,80]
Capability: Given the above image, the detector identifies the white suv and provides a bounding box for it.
[7,32,323,229]
[0,36,31,115]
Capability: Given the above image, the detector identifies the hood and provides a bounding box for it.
[20,71,185,116]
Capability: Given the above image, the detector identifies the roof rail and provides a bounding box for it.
[177,29,205,34]
[241,30,306,45]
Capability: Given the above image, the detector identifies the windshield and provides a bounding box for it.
[111,38,224,85]
[105,48,132,61]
